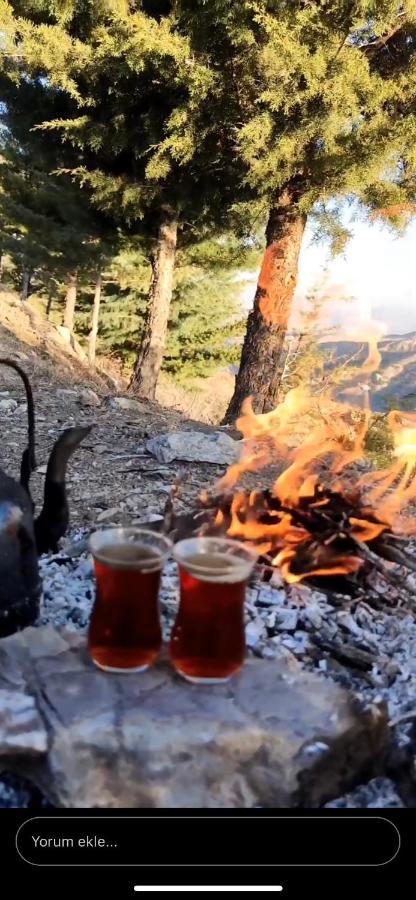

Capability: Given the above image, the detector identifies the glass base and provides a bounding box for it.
[178,672,232,684]
[92,659,149,674]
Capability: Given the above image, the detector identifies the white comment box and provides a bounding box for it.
[133,887,283,892]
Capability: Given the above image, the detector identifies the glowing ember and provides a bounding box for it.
[201,339,416,586]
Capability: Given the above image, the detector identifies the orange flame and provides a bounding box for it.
[206,335,416,584]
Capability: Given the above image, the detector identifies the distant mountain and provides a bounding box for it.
[320,332,416,412]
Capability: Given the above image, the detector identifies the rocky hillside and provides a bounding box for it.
[0,289,236,535]
[322,331,416,412]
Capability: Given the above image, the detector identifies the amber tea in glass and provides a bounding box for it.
[88,527,172,673]
[170,536,257,683]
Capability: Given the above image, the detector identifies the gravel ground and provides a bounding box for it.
[2,525,416,809]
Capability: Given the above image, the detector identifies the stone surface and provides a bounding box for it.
[110,396,147,413]
[96,507,121,523]
[0,397,18,413]
[146,430,240,465]
[0,626,388,809]
[0,690,47,757]
[79,388,101,407]
[56,388,79,399]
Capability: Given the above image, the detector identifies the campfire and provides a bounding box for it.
[184,339,416,597]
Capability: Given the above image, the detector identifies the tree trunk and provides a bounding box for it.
[223,181,306,424]
[63,271,77,332]
[21,268,32,302]
[88,272,102,367]
[46,282,54,318]
[129,208,178,399]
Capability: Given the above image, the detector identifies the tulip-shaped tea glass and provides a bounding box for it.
[170,536,258,683]
[88,527,172,673]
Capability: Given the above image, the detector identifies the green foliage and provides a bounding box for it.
[364,414,395,467]
[0,73,118,286]
[0,0,251,242]
[2,0,416,393]
[0,138,106,280]
[73,243,150,363]
[3,1,416,248]
[72,234,257,383]
[165,280,244,383]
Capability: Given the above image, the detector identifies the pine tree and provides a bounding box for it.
[0,0,252,398]
[165,235,261,382]
[88,271,103,366]
[73,233,260,382]
[4,1,416,419]
[0,73,119,329]
[212,0,416,420]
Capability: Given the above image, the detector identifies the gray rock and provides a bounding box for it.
[146,431,240,465]
[80,388,101,407]
[110,397,147,413]
[0,627,388,808]
[56,389,78,399]
[303,606,323,630]
[133,513,164,525]
[0,689,47,756]
[245,619,266,648]
[69,608,88,627]
[275,609,299,632]
[96,507,122,523]
[0,398,18,414]
[256,587,287,607]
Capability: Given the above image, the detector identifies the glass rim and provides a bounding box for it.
[89,525,172,571]
[173,535,258,580]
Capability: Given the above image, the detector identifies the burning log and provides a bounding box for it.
[152,339,416,602]
[154,485,403,599]
[195,487,401,595]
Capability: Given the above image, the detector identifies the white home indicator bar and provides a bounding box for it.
[133,887,283,892]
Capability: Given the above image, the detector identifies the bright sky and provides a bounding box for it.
[240,216,416,337]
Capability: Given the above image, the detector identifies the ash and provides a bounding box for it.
[2,527,416,810]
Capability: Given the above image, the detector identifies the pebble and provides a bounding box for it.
[301,741,330,758]
[255,588,286,606]
[266,612,276,629]
[110,397,147,413]
[80,388,101,407]
[325,777,404,809]
[96,507,121,522]
[133,514,164,525]
[56,389,78,399]
[69,607,88,626]
[303,606,323,629]
[245,619,266,648]
[0,398,18,413]
[274,609,298,632]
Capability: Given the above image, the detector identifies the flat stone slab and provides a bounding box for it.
[146,430,240,465]
[0,627,388,808]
